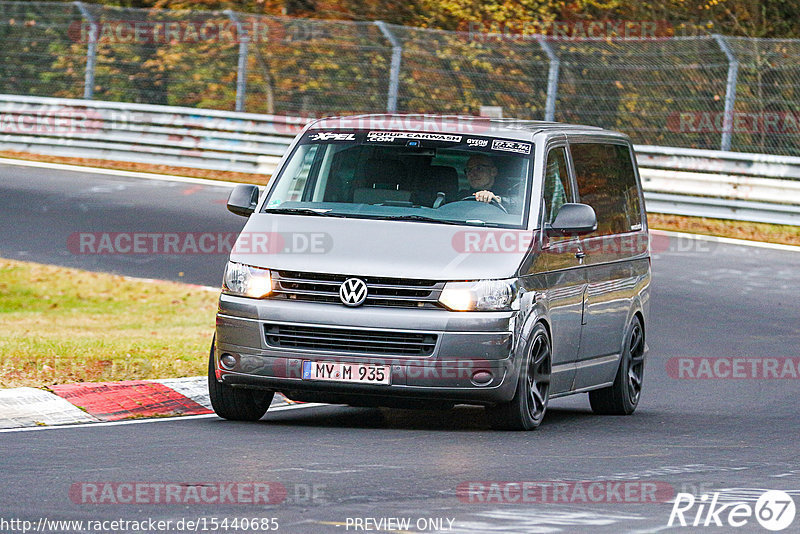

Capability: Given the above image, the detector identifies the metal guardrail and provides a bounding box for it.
[1,94,798,225]
[636,145,800,225]
[643,193,800,226]
[0,94,304,174]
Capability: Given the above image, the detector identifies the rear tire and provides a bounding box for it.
[589,316,645,415]
[486,323,551,430]
[208,337,273,421]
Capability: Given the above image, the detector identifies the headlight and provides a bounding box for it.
[222,262,272,298]
[438,279,519,311]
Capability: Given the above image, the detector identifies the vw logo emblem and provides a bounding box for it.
[339,278,368,307]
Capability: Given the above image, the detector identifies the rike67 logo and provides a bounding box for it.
[669,490,796,531]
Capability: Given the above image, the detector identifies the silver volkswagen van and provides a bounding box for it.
[210,115,651,430]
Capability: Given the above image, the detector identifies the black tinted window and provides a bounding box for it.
[571,143,642,236]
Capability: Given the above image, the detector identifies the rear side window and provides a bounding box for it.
[571,143,642,236]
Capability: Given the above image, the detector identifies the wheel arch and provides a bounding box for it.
[622,296,646,355]
[515,307,552,378]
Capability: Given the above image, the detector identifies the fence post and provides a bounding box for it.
[536,36,560,122]
[74,2,97,100]
[713,34,739,152]
[374,21,402,113]
[225,10,249,113]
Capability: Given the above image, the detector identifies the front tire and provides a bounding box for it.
[589,316,645,415]
[486,323,551,430]
[208,337,274,421]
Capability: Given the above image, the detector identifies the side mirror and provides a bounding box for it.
[547,203,597,236]
[227,184,260,217]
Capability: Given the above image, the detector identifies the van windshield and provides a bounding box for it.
[262,130,533,228]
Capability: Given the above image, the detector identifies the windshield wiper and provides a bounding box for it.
[372,215,463,225]
[263,208,347,217]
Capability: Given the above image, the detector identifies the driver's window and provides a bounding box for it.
[543,147,572,224]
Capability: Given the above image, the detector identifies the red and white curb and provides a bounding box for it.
[0,377,294,429]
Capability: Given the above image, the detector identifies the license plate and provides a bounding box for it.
[302,361,391,385]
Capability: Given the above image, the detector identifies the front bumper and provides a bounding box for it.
[214,295,522,405]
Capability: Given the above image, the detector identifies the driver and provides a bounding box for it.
[459,155,520,212]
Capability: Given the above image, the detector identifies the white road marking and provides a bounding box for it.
[0,402,326,433]
[629,525,675,534]
[451,508,644,533]
[0,157,244,188]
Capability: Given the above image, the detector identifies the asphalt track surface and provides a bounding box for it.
[1,162,799,533]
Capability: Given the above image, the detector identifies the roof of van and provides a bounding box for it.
[307,114,622,142]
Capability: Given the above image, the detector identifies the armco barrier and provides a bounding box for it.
[636,145,800,225]
[1,94,798,225]
[0,94,303,174]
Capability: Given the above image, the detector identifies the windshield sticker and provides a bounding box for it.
[366,131,462,143]
[491,139,531,154]
[466,138,489,147]
[308,132,356,141]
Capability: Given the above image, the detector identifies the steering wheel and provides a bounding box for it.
[459,195,509,214]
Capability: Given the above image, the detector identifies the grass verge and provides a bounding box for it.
[647,213,800,246]
[0,258,218,388]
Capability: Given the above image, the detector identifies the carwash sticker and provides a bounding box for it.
[366,131,463,143]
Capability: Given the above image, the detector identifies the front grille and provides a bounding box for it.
[265,323,438,356]
[270,270,444,309]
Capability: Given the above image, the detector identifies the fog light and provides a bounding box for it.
[471,370,493,386]
[219,353,238,370]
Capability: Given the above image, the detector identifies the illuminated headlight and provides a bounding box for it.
[438,279,519,311]
[222,262,272,298]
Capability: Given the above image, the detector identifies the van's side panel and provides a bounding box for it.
[522,137,582,394]
[574,236,648,388]
[523,243,584,395]
[568,139,649,389]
